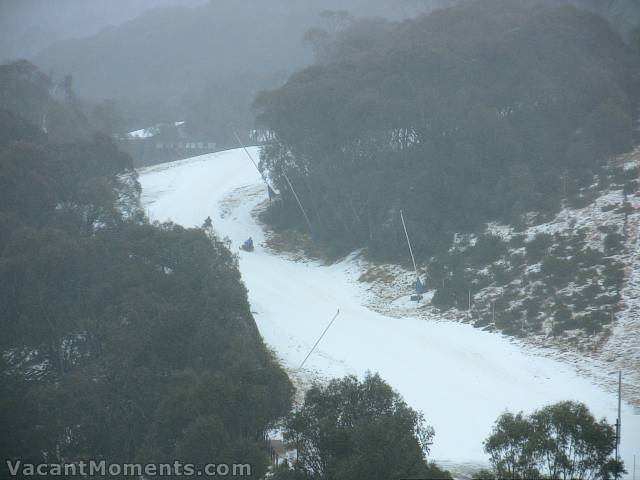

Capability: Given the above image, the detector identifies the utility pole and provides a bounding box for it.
[283,172,315,239]
[615,370,622,480]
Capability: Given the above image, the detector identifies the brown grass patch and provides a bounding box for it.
[358,267,396,284]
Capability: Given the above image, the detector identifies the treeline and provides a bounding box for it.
[29,0,456,151]
[271,374,451,480]
[182,70,288,150]
[0,60,128,139]
[255,0,640,262]
[0,62,292,478]
[269,375,621,480]
[480,401,623,479]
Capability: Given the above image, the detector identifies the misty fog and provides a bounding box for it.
[0,0,208,61]
[1,0,640,478]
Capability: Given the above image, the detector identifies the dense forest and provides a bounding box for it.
[1,1,634,477]
[255,0,640,262]
[0,60,131,139]
[0,61,293,478]
[271,374,451,480]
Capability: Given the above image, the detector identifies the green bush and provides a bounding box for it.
[604,232,624,255]
[525,234,554,264]
[541,255,576,285]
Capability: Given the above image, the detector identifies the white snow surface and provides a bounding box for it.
[128,120,185,139]
[139,148,640,471]
[128,126,158,139]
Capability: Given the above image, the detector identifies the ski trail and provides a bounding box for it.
[139,148,640,471]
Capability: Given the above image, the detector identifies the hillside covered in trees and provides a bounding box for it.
[2,1,636,477]
[0,60,461,480]
[0,61,293,478]
[256,0,640,260]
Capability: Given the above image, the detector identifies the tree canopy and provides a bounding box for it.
[484,401,623,480]
[255,0,640,261]
[273,373,450,480]
[0,63,292,479]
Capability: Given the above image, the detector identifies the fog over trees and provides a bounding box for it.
[0,2,424,146]
[27,0,422,101]
[0,0,207,62]
[255,0,639,260]
[1,0,637,478]
[7,0,640,145]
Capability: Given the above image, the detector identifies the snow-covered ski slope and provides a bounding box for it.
[139,148,639,470]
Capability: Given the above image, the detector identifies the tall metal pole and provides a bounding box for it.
[283,172,314,238]
[233,130,274,194]
[235,129,312,237]
[233,131,263,179]
[616,370,622,479]
[299,309,340,370]
[400,210,418,279]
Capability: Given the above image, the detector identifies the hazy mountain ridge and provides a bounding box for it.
[568,0,640,37]
[0,0,207,62]
[31,0,426,102]
[26,0,640,154]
